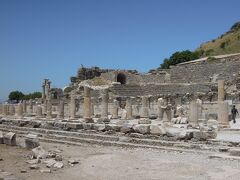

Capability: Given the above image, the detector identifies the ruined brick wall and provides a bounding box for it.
[169,54,240,83]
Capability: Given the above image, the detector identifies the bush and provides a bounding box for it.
[220,42,226,49]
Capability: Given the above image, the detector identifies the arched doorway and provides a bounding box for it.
[116,73,126,84]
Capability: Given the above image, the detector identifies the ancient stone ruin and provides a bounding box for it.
[1,53,240,149]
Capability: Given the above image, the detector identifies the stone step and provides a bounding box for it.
[0,124,229,153]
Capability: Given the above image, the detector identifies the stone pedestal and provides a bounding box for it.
[189,101,199,127]
[126,98,133,119]
[218,80,225,101]
[17,103,23,118]
[70,93,76,120]
[46,100,52,119]
[112,99,119,119]
[218,101,230,128]
[141,96,149,118]
[83,87,93,123]
[57,100,64,119]
[36,105,43,118]
[98,89,109,123]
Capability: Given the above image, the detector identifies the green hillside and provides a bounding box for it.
[196,22,240,56]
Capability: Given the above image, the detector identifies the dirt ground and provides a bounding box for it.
[1,142,240,180]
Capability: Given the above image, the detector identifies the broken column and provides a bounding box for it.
[69,92,76,120]
[46,99,52,119]
[36,105,43,118]
[112,99,119,119]
[140,96,149,118]
[99,89,109,123]
[17,103,23,118]
[9,105,15,116]
[218,80,225,101]
[83,86,93,123]
[157,98,164,121]
[126,98,133,119]
[57,99,64,119]
[189,100,199,127]
[218,101,230,128]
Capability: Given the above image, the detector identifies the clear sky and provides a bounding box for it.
[0,0,240,101]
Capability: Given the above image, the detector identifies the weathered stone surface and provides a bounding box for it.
[118,136,132,142]
[32,146,47,159]
[68,159,79,164]
[138,118,151,124]
[3,132,16,146]
[66,123,83,130]
[82,123,93,130]
[0,131,3,144]
[53,162,64,169]
[93,124,106,131]
[165,127,188,140]
[27,159,40,165]
[150,125,166,135]
[229,148,240,157]
[44,159,57,168]
[40,169,51,173]
[105,124,121,132]
[133,124,150,134]
[193,130,217,140]
[25,134,39,149]
[120,123,134,133]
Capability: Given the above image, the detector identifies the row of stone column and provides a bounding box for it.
[0,103,24,118]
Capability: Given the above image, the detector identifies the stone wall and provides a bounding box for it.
[169,54,240,83]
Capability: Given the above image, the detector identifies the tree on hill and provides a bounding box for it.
[159,50,203,69]
[8,91,25,102]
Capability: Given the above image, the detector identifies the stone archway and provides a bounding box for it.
[116,73,126,84]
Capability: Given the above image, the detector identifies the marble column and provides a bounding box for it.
[42,84,46,99]
[189,100,199,127]
[112,99,119,119]
[9,105,15,116]
[3,104,8,116]
[100,89,109,122]
[83,86,93,122]
[126,98,133,119]
[22,100,27,113]
[218,80,225,102]
[157,98,164,120]
[57,99,64,119]
[36,105,43,118]
[46,99,52,119]
[29,99,33,113]
[140,96,149,118]
[70,93,76,119]
[43,100,47,114]
[218,101,230,128]
[17,103,23,118]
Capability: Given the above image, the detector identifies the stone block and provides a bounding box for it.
[165,127,188,140]
[25,134,39,149]
[229,148,240,157]
[105,124,121,132]
[66,123,83,130]
[133,124,150,134]
[138,118,151,124]
[93,124,106,131]
[3,132,16,146]
[150,125,166,135]
[120,123,134,134]
[32,146,47,159]
[82,123,93,130]
[193,130,217,140]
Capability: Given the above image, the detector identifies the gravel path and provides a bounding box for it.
[1,142,240,180]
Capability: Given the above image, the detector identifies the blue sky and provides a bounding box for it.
[0,0,240,101]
